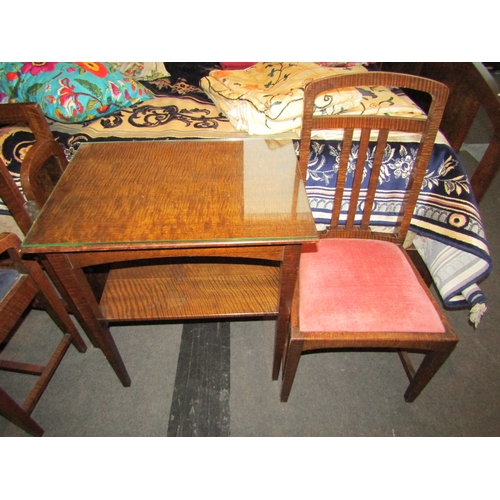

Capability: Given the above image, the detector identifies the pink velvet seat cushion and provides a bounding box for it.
[299,239,446,333]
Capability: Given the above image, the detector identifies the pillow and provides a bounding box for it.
[106,62,170,81]
[0,62,153,123]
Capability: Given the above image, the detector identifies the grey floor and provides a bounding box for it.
[1,101,500,440]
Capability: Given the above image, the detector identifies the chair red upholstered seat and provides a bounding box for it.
[299,239,446,333]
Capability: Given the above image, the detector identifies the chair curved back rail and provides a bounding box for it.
[0,102,54,143]
[20,138,68,209]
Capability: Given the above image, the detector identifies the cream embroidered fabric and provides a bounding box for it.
[201,62,367,135]
[201,63,426,136]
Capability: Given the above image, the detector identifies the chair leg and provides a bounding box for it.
[0,387,44,436]
[280,335,304,402]
[24,258,87,354]
[403,346,457,403]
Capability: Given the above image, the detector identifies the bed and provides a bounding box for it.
[0,61,493,325]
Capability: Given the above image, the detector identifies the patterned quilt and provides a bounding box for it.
[0,63,492,324]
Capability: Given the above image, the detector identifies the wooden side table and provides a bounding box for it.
[22,139,317,386]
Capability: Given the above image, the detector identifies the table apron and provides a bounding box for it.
[50,244,298,269]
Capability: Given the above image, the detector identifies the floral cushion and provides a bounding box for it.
[0,62,153,123]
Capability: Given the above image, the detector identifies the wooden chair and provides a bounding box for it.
[280,72,458,403]
[381,62,500,204]
[0,232,87,436]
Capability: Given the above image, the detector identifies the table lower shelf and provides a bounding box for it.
[99,261,281,322]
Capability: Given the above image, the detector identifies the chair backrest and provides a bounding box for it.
[20,139,68,208]
[299,71,449,246]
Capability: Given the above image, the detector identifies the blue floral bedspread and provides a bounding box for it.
[295,138,491,322]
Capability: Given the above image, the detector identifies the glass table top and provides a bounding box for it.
[23,138,317,252]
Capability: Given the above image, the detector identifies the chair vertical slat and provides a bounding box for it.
[330,129,353,229]
[298,133,311,183]
[298,97,316,182]
[347,128,370,229]
[361,129,390,230]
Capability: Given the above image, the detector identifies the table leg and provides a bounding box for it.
[273,244,301,380]
[46,254,131,387]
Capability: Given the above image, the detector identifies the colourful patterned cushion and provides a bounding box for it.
[0,62,153,123]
